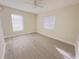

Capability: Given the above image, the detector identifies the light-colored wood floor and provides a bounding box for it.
[4,33,75,59]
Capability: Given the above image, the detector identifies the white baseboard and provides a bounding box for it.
[2,43,6,59]
[4,32,36,39]
[4,31,75,46]
[37,32,75,46]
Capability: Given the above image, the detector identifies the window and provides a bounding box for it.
[11,14,24,32]
[43,16,55,29]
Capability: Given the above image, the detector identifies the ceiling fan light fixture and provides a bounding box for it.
[33,0,43,8]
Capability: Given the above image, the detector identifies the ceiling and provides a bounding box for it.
[0,0,79,14]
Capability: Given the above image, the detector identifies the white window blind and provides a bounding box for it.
[11,14,24,32]
[43,16,55,29]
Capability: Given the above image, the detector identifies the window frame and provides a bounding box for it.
[11,14,24,32]
[42,16,55,30]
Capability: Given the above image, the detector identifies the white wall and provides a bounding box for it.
[1,6,37,38]
[37,4,79,45]
[76,4,79,59]
[76,34,79,59]
[0,13,5,59]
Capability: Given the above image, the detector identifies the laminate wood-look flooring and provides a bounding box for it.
[4,33,75,59]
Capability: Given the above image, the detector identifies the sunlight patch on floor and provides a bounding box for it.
[56,47,73,59]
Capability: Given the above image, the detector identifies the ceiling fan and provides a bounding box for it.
[34,0,43,8]
[29,0,43,8]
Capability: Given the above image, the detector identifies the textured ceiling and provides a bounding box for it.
[0,0,79,14]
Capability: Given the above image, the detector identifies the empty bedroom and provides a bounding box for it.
[0,0,79,59]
